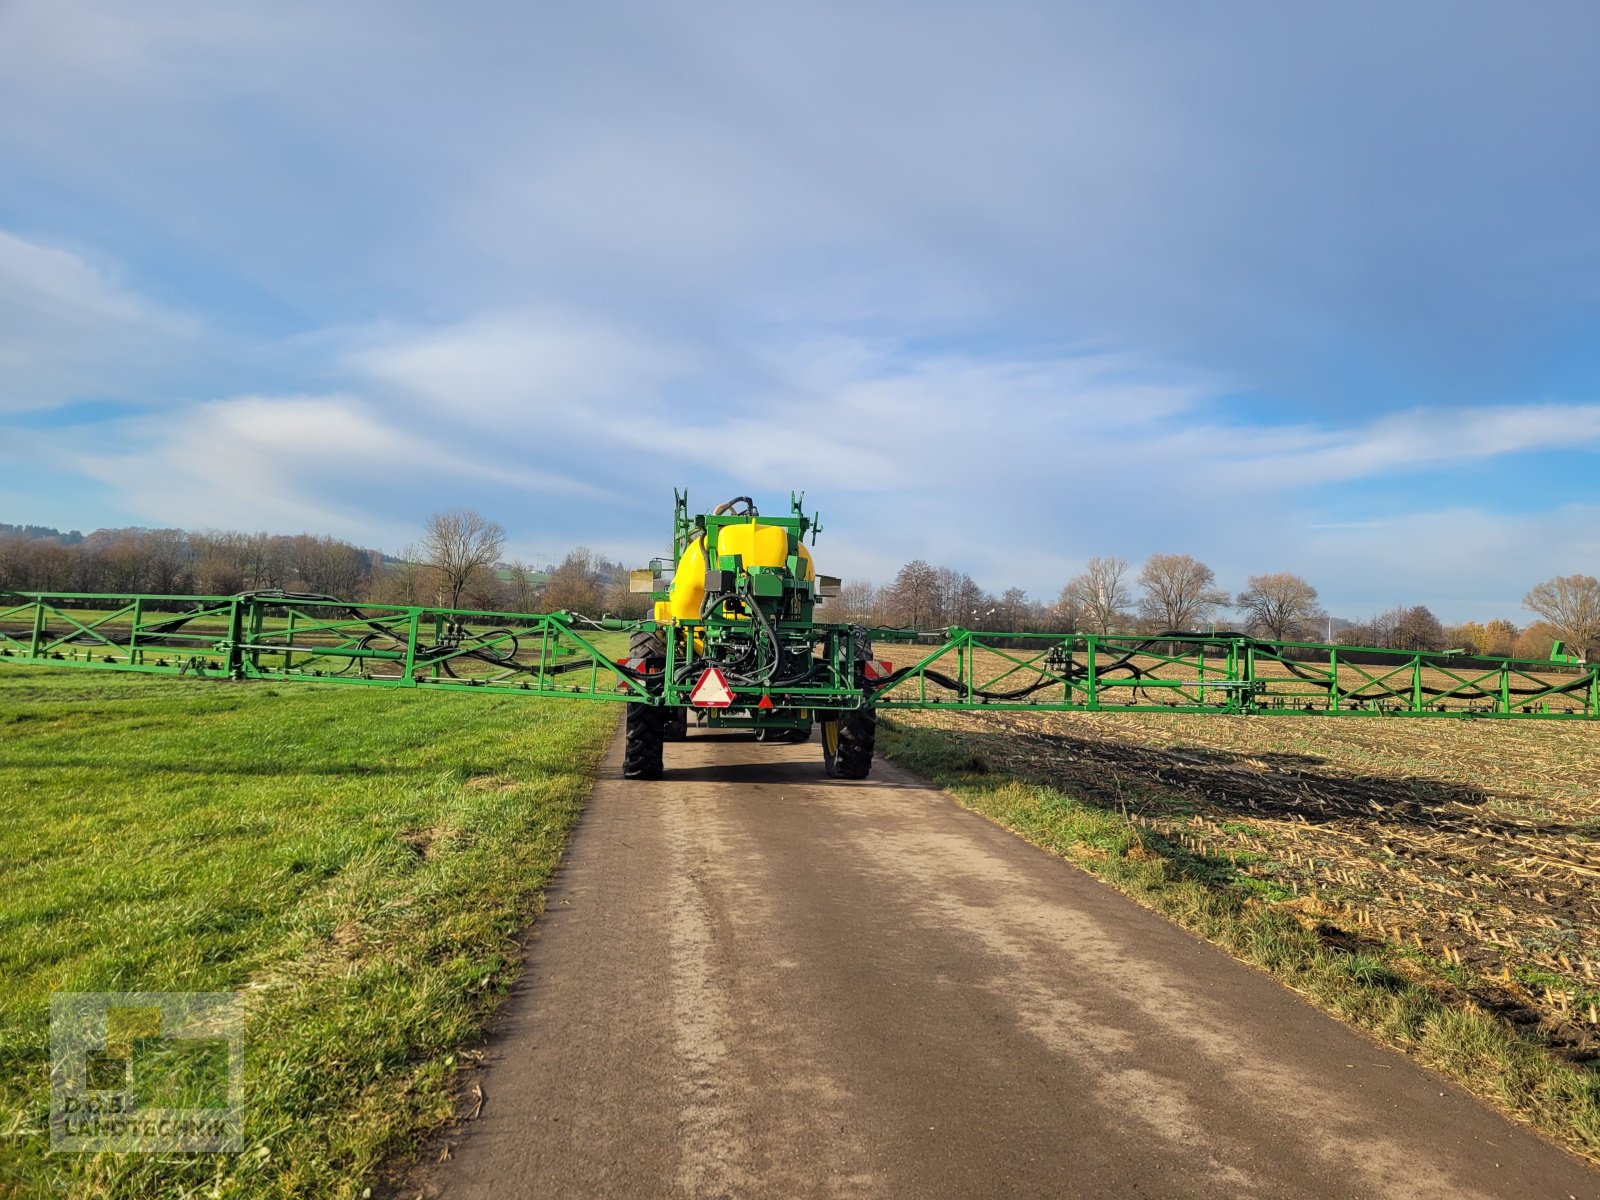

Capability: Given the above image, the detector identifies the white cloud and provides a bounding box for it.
[0,231,197,412]
[57,393,601,539]
[343,312,1212,490]
[347,311,687,429]
[1152,404,1600,491]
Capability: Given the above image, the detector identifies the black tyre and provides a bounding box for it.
[822,707,875,779]
[623,701,665,779]
[629,629,665,662]
[625,628,672,772]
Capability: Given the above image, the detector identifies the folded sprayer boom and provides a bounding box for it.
[4,492,1596,781]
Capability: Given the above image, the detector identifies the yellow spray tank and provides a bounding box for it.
[655,520,814,623]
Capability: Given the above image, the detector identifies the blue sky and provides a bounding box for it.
[1,0,1598,622]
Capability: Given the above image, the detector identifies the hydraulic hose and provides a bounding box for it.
[860,628,1591,703]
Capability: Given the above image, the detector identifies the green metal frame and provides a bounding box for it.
[865,628,1600,720]
[0,592,648,701]
[4,592,1597,721]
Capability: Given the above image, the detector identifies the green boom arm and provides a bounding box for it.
[3,591,1598,721]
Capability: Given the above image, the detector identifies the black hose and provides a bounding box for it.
[860,628,1592,703]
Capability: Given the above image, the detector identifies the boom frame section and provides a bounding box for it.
[3,592,1597,721]
[0,592,648,702]
[866,628,1600,721]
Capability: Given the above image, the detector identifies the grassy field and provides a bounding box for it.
[882,708,1600,1162]
[0,661,621,1198]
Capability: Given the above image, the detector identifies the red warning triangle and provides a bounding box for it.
[756,694,774,710]
[690,667,734,708]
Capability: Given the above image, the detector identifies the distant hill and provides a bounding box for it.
[0,523,84,545]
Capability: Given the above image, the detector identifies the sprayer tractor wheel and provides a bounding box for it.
[821,707,875,779]
[623,702,665,779]
[624,628,675,763]
[629,629,665,665]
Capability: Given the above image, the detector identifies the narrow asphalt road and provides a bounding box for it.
[422,727,1600,1199]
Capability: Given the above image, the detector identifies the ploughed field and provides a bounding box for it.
[891,700,1600,1064]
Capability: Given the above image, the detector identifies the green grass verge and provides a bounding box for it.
[0,663,621,1197]
[879,719,1600,1165]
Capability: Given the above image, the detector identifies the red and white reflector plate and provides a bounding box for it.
[863,660,894,681]
[690,667,734,707]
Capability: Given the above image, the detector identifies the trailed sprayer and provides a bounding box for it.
[617,491,885,779]
[4,491,1598,782]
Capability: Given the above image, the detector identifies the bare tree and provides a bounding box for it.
[3,524,379,600]
[194,552,246,595]
[1136,553,1229,631]
[995,586,1030,632]
[1523,575,1600,660]
[506,560,541,613]
[1374,606,1407,649]
[241,532,287,590]
[1063,556,1132,634]
[605,571,654,619]
[1235,572,1324,640]
[1050,584,1082,632]
[287,533,373,597]
[943,571,989,628]
[0,535,28,589]
[140,529,194,595]
[369,544,435,606]
[422,509,506,608]
[888,560,942,629]
[831,579,882,626]
[1394,605,1445,651]
[542,546,602,614]
[462,570,510,612]
[1344,606,1402,649]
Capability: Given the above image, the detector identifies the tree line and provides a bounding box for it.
[0,512,646,618]
[0,525,383,599]
[827,553,1600,661]
[3,517,1595,658]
